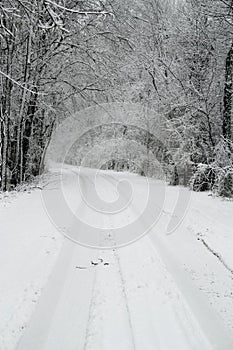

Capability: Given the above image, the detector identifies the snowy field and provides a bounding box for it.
[0,165,233,349]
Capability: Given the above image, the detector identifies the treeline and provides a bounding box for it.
[113,0,233,196]
[115,0,233,196]
[0,0,120,190]
[1,0,233,196]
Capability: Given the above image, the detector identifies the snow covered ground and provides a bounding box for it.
[0,165,233,349]
[0,179,63,350]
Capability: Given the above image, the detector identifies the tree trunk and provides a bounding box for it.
[16,29,32,184]
[39,119,55,174]
[21,90,38,180]
[1,117,9,191]
[0,36,13,190]
[223,42,233,142]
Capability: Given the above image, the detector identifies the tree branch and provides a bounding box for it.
[44,0,113,16]
[0,69,46,95]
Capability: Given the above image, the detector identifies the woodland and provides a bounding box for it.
[0,0,232,196]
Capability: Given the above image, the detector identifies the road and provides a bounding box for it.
[16,166,233,350]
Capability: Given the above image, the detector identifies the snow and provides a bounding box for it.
[0,165,233,349]
[0,184,63,350]
[154,185,233,333]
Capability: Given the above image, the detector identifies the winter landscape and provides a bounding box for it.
[0,1,233,349]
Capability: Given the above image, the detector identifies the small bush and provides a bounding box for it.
[213,140,233,198]
[190,164,215,192]
[214,166,233,198]
[169,165,179,186]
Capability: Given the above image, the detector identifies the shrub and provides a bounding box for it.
[214,166,233,198]
[190,164,215,192]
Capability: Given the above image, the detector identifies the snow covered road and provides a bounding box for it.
[1,166,233,349]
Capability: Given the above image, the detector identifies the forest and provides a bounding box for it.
[0,0,232,197]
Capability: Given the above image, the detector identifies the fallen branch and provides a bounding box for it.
[198,235,233,275]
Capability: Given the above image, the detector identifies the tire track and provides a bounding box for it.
[107,216,136,350]
[82,174,136,350]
